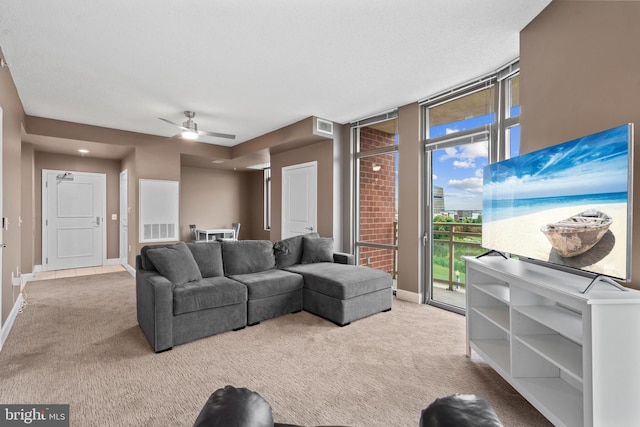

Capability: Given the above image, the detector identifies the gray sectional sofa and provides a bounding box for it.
[136,234,393,352]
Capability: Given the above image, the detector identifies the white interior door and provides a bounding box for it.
[282,161,317,239]
[43,170,105,271]
[119,170,128,263]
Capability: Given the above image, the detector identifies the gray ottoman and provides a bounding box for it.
[285,263,392,326]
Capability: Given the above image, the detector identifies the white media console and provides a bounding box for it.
[464,255,640,427]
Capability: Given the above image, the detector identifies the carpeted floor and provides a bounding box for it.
[0,272,551,426]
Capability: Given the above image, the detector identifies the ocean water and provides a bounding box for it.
[483,192,627,223]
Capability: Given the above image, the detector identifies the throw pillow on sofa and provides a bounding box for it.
[222,240,276,275]
[187,241,224,278]
[301,236,334,264]
[145,242,202,286]
[273,232,319,268]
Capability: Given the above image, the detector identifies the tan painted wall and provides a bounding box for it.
[246,169,271,241]
[520,0,640,288]
[179,166,254,242]
[121,151,136,268]
[270,140,334,241]
[33,152,122,264]
[396,103,422,299]
[20,144,35,274]
[0,48,26,325]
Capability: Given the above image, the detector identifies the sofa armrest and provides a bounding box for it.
[136,269,174,352]
[333,252,355,265]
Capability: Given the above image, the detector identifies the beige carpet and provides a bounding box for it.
[0,272,551,426]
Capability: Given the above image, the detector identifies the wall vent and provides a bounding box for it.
[316,118,333,135]
[143,223,176,241]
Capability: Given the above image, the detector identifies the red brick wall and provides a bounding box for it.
[358,127,397,274]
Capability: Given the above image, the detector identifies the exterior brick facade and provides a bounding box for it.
[358,126,397,275]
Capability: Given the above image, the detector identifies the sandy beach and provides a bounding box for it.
[482,203,628,278]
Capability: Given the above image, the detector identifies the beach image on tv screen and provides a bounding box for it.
[482,124,632,280]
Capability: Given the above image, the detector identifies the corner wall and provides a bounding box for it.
[520,0,640,288]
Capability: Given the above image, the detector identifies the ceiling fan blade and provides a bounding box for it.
[159,117,192,132]
[159,116,235,140]
[198,129,236,140]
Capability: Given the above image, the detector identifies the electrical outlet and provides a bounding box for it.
[366,257,371,265]
[112,214,118,221]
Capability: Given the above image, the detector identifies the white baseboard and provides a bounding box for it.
[0,293,24,352]
[395,289,422,304]
[124,264,136,277]
[20,272,35,283]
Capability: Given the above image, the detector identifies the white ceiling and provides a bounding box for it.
[0,0,552,148]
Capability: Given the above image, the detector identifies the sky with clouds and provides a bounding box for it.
[484,124,630,202]
[430,115,492,212]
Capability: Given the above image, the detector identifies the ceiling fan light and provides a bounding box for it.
[181,130,198,140]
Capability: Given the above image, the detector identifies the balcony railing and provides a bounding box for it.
[361,220,483,294]
[432,221,483,291]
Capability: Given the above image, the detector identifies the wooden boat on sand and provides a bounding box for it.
[540,209,612,257]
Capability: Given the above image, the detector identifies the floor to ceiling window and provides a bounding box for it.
[352,112,399,287]
[421,61,521,313]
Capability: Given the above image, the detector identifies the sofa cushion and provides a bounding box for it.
[173,276,247,315]
[273,232,319,268]
[186,241,224,278]
[222,240,275,275]
[145,242,202,286]
[230,269,304,300]
[285,263,392,299]
[139,243,172,272]
[301,236,334,264]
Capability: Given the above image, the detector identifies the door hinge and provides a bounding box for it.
[46,257,48,264]
[46,219,48,226]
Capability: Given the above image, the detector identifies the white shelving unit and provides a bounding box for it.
[464,256,640,427]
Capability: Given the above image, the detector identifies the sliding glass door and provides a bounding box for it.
[422,81,495,313]
[425,132,488,311]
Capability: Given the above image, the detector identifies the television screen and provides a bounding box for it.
[482,124,633,280]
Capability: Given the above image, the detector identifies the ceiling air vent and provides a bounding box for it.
[316,118,333,135]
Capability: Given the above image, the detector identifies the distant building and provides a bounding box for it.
[433,186,445,213]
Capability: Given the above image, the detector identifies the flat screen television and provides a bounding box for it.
[482,124,633,281]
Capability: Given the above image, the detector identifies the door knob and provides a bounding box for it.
[305,226,314,231]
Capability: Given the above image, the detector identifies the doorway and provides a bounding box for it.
[281,161,317,239]
[42,170,106,271]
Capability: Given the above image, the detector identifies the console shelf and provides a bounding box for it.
[464,256,640,427]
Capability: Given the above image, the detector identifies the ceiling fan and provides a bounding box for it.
[158,111,236,140]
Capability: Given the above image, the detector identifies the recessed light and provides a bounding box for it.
[78,149,89,154]
[211,160,224,164]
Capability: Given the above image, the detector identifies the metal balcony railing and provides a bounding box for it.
[432,221,483,291]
